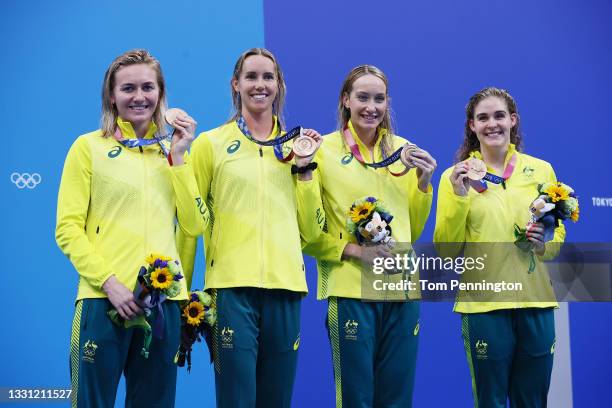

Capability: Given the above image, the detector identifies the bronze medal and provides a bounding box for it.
[164,108,188,127]
[292,130,317,157]
[400,144,417,168]
[466,158,487,181]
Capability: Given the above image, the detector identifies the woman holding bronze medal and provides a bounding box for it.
[182,48,323,407]
[434,87,566,407]
[55,49,206,407]
[302,65,436,407]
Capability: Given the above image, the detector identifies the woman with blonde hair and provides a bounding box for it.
[184,47,323,407]
[56,49,206,407]
[303,64,437,407]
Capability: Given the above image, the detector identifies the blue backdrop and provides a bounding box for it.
[2,0,611,406]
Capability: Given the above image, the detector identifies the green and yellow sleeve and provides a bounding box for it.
[55,136,113,289]
[406,169,433,242]
[296,169,324,245]
[169,155,209,237]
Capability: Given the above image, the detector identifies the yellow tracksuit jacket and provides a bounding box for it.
[303,122,433,300]
[180,120,323,293]
[434,144,565,313]
[56,118,208,301]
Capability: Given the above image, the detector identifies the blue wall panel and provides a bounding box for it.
[263,0,612,406]
[2,0,611,406]
[1,1,264,406]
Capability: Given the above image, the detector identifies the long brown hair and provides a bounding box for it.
[456,87,522,162]
[338,65,395,157]
[100,49,167,138]
[227,48,287,129]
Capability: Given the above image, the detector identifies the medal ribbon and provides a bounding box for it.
[114,128,173,164]
[236,116,302,162]
[469,153,517,193]
[342,125,410,177]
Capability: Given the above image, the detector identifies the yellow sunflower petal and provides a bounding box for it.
[349,202,374,223]
[151,267,173,290]
[183,301,205,325]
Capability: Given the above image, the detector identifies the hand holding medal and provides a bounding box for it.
[449,161,471,196]
[400,143,417,169]
[165,108,197,166]
[406,146,437,192]
[465,158,487,181]
[450,157,487,196]
[293,128,323,166]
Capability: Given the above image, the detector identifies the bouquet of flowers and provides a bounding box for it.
[514,181,579,249]
[108,254,183,358]
[175,290,217,372]
[347,196,395,247]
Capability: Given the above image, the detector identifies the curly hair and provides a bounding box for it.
[455,87,523,162]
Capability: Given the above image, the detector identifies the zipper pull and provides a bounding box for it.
[502,180,506,189]
[259,147,263,157]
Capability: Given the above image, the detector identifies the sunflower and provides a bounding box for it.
[146,253,172,265]
[544,183,570,203]
[349,201,375,223]
[183,301,205,326]
[571,207,580,222]
[150,267,173,290]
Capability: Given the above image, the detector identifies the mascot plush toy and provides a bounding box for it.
[515,182,579,246]
[347,197,395,247]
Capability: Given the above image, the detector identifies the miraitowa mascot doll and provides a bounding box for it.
[514,182,579,273]
[529,196,557,241]
[516,181,579,245]
[347,197,395,248]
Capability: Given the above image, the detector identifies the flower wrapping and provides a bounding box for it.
[175,290,217,372]
[107,254,183,358]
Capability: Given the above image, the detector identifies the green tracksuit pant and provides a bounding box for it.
[327,297,420,408]
[461,308,556,408]
[211,287,302,408]
[69,298,180,408]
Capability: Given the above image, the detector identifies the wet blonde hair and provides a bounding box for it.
[338,65,395,156]
[228,48,287,129]
[100,49,167,137]
[456,87,523,162]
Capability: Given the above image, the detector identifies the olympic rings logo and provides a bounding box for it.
[10,172,42,189]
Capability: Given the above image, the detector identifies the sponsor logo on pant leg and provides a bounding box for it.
[82,340,98,363]
[221,327,234,349]
[414,320,420,336]
[475,339,488,360]
[344,319,358,340]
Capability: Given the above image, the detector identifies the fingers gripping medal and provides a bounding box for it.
[292,128,317,157]
[164,108,188,127]
[465,158,487,180]
[400,144,417,169]
[162,108,189,165]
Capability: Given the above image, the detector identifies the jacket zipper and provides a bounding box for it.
[259,146,265,285]
[142,146,149,260]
